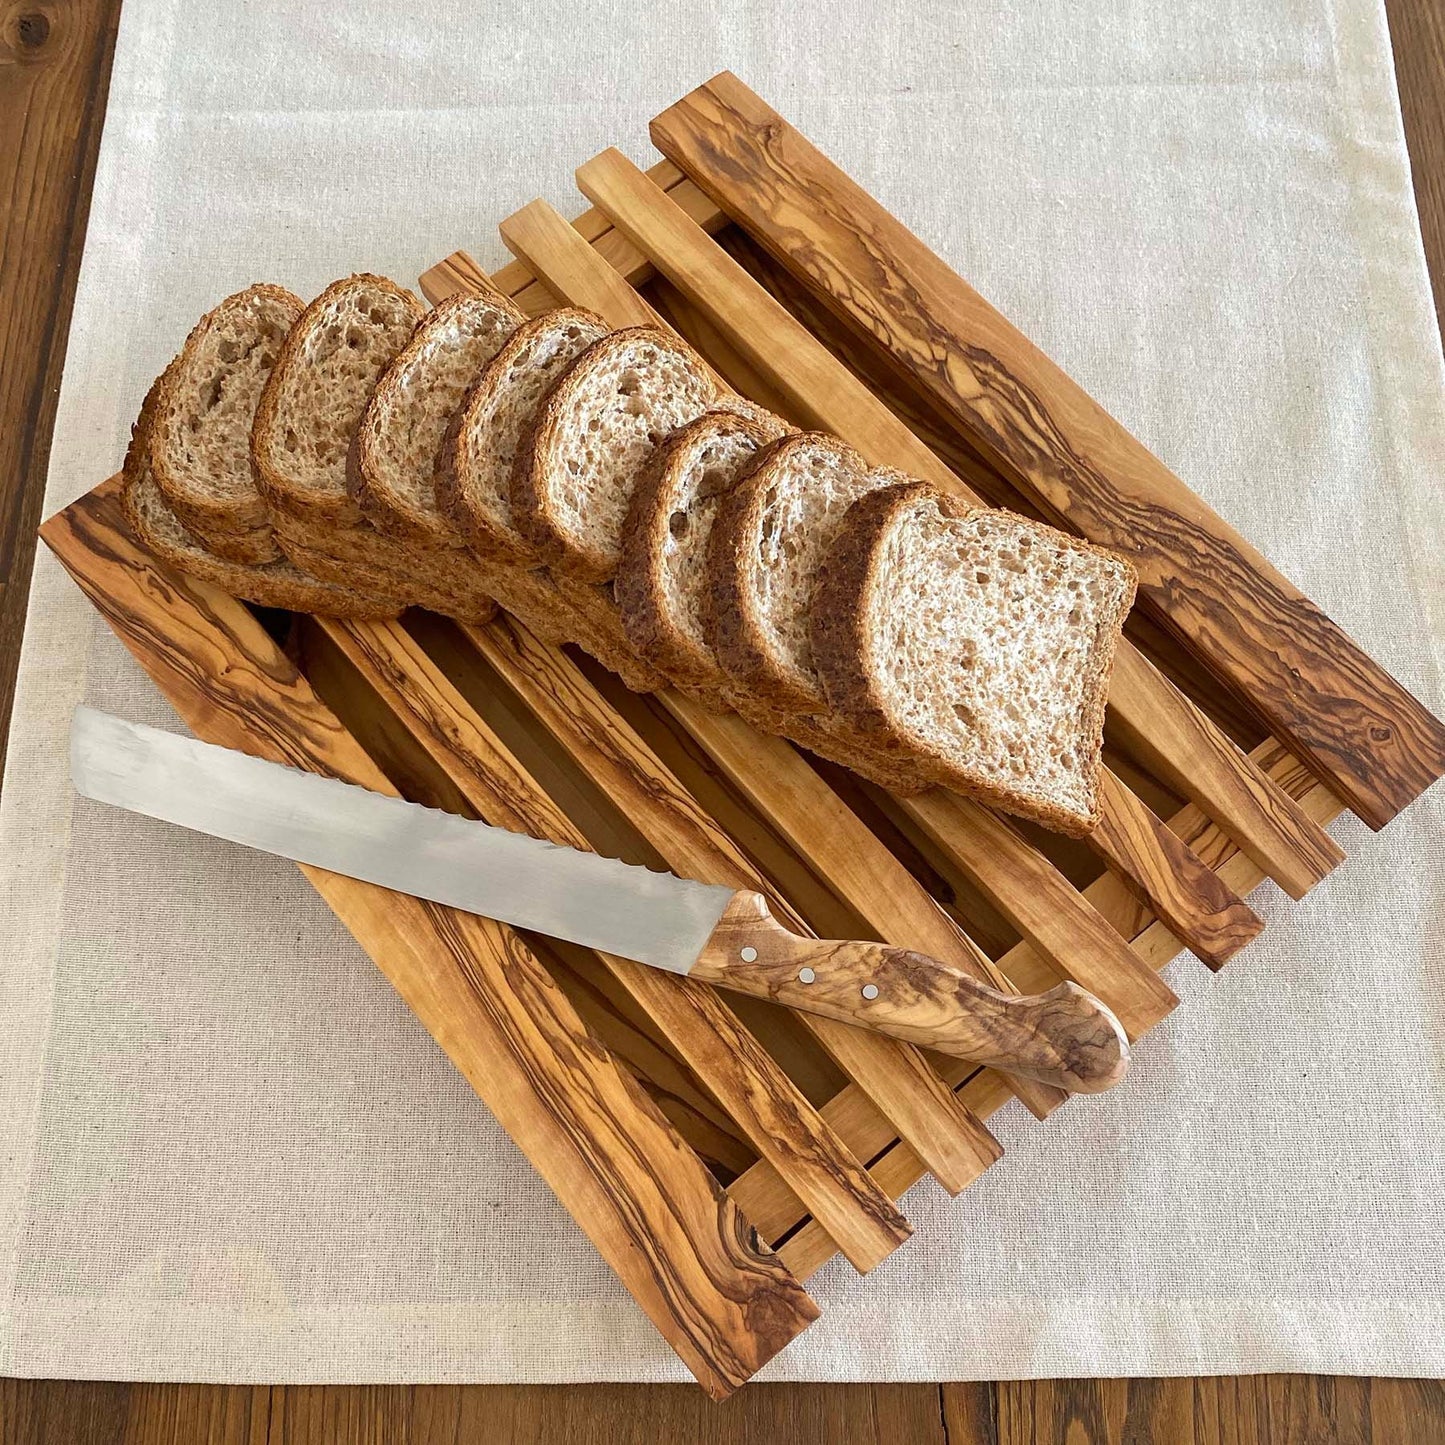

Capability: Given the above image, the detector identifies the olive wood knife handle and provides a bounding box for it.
[691,891,1130,1093]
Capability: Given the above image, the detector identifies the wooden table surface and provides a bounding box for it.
[2,2,1443,1441]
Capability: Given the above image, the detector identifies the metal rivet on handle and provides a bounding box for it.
[861,983,880,1000]
[739,946,758,963]
[797,967,816,984]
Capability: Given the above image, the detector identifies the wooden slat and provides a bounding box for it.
[474,199,1173,1043]
[773,735,1348,1279]
[1089,768,1262,971]
[649,72,1445,833]
[459,614,1008,1189]
[570,144,1339,914]
[318,615,912,1273]
[38,479,819,1398]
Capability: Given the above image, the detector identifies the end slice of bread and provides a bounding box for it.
[515,326,717,583]
[439,307,608,565]
[811,482,1137,835]
[251,274,424,529]
[350,291,524,544]
[123,368,397,619]
[150,282,305,562]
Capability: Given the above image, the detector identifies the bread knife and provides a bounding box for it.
[70,706,1129,1092]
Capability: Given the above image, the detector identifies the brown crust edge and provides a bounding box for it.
[706,431,866,716]
[615,410,778,687]
[437,307,607,566]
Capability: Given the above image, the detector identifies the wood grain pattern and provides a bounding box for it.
[474,207,1075,1123]
[1089,767,1262,970]
[458,613,1005,1190]
[477,198,1169,1067]
[38,479,820,1397]
[649,71,1445,832]
[571,143,1342,910]
[696,890,1130,1092]
[317,613,912,1273]
[0,0,121,767]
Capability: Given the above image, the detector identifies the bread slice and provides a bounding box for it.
[438,307,609,565]
[123,367,396,619]
[250,275,495,623]
[708,432,893,715]
[149,283,305,563]
[811,481,1138,835]
[616,409,789,685]
[515,326,717,583]
[252,274,423,529]
[349,292,524,543]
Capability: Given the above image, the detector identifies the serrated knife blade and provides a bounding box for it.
[69,706,736,975]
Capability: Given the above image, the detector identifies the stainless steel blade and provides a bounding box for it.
[69,706,736,974]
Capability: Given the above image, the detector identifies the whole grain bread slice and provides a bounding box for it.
[123,368,397,619]
[439,307,609,566]
[811,481,1138,835]
[616,409,789,686]
[149,283,305,562]
[349,291,525,543]
[612,412,921,788]
[514,325,717,583]
[707,431,894,715]
[252,274,423,529]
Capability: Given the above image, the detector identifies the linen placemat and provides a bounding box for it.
[2,0,1443,1382]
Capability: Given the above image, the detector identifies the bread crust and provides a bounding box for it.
[150,283,304,540]
[811,481,1137,835]
[437,307,608,566]
[513,326,717,584]
[349,291,525,545]
[251,273,423,529]
[706,430,871,715]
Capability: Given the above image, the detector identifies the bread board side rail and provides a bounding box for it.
[568,145,1344,909]
[649,71,1445,834]
[38,479,820,1398]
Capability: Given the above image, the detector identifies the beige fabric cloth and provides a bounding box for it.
[2,0,1443,1383]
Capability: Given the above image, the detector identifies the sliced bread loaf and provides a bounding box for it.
[438,307,608,564]
[811,481,1137,835]
[349,291,524,543]
[707,431,893,715]
[149,283,305,563]
[123,367,396,619]
[514,326,717,583]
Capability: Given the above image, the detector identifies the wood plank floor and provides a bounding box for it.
[1,0,1442,1439]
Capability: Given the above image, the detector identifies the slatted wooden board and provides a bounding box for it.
[38,75,1445,1399]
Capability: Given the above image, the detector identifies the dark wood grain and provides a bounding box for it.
[37,480,821,1397]
[650,71,1445,832]
[0,0,121,768]
[316,613,914,1275]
